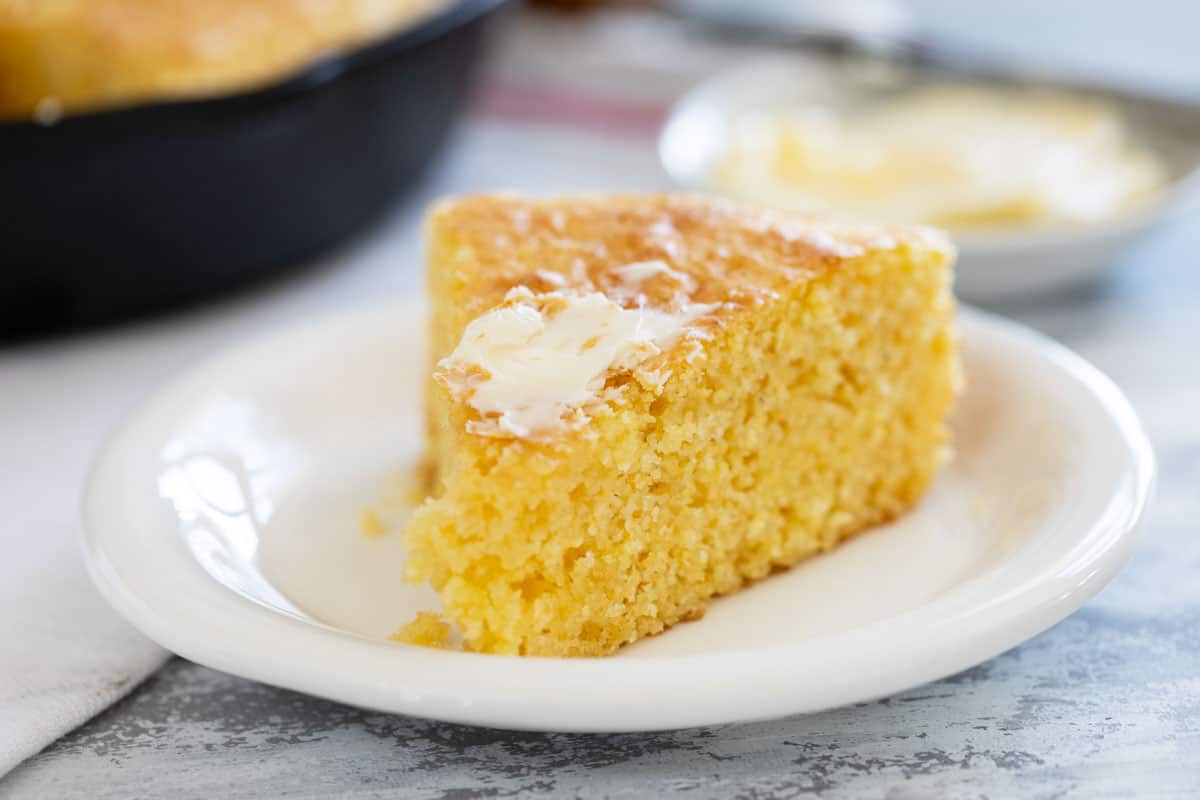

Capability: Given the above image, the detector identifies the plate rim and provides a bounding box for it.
[80,303,1155,732]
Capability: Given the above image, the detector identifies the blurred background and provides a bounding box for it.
[1,0,1197,341]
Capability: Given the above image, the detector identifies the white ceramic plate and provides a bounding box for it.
[659,57,1200,303]
[82,303,1153,732]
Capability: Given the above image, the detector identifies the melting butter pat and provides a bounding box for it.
[437,287,714,438]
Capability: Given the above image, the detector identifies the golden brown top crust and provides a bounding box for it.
[0,0,447,119]
[429,193,954,319]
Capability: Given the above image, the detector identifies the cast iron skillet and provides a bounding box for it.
[0,0,509,340]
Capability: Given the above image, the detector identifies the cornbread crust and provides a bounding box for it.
[0,0,446,119]
[408,193,960,656]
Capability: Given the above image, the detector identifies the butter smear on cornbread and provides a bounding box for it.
[403,194,960,657]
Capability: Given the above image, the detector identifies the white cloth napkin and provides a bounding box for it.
[0,552,167,775]
[0,118,667,775]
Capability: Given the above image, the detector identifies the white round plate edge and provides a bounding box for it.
[80,304,1155,733]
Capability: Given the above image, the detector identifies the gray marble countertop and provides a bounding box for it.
[3,6,1199,796]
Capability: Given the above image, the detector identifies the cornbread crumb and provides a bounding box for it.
[359,508,386,539]
[389,612,453,649]
[406,193,959,657]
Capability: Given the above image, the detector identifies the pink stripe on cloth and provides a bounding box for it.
[472,80,668,138]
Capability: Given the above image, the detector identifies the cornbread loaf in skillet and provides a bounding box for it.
[405,193,960,656]
[0,0,448,119]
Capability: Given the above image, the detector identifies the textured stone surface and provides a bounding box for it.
[3,598,1198,800]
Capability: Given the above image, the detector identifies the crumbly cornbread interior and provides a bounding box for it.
[404,194,959,657]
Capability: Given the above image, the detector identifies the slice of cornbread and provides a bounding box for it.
[405,194,959,657]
